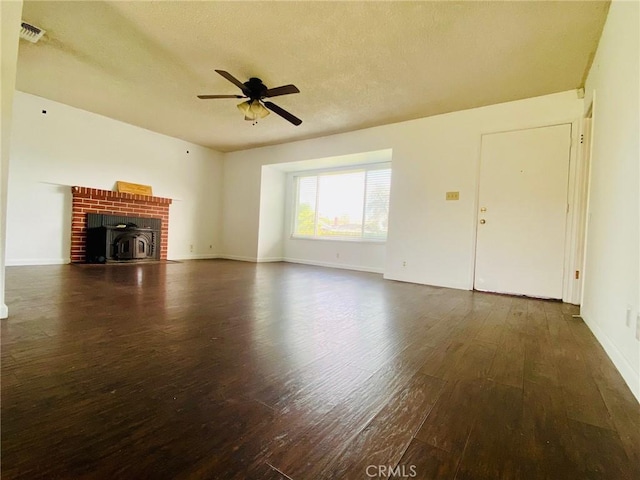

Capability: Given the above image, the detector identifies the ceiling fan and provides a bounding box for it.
[198,70,302,126]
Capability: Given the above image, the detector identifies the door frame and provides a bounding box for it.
[470,118,584,302]
[571,95,596,305]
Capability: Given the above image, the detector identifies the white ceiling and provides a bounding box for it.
[16,1,609,152]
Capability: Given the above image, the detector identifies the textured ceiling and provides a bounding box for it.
[16,1,609,152]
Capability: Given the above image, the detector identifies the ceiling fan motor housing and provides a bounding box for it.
[244,78,268,99]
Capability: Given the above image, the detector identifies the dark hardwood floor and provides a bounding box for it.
[1,260,638,479]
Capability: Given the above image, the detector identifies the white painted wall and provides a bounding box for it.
[284,237,386,274]
[257,165,286,261]
[222,91,583,288]
[220,151,262,262]
[581,0,640,401]
[7,91,224,264]
[1,0,23,317]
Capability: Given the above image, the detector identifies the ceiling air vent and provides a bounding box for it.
[20,22,45,43]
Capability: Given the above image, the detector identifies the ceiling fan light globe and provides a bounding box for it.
[238,100,269,120]
[250,100,270,119]
[237,100,251,115]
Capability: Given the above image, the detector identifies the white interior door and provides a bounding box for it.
[474,124,572,299]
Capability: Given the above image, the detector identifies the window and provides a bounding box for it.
[292,165,391,241]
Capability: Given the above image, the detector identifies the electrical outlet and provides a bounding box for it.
[626,306,633,327]
[636,314,640,341]
[402,261,407,267]
[336,253,340,259]
[209,245,213,249]
[189,244,193,252]
[446,191,460,201]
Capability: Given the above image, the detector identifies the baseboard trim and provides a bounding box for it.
[218,255,258,262]
[283,257,384,274]
[169,254,220,261]
[581,310,640,403]
[383,272,470,291]
[257,257,284,263]
[0,303,8,319]
[6,258,69,266]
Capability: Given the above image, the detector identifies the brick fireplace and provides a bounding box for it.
[70,186,172,263]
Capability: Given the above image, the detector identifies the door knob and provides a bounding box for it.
[479,219,486,224]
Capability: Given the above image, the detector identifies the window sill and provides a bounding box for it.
[289,235,386,244]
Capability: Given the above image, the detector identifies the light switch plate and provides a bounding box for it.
[446,191,460,201]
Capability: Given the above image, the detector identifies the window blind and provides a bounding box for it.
[293,166,391,241]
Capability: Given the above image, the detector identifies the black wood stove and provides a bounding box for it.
[85,213,161,263]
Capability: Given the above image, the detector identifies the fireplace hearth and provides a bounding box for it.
[85,214,161,263]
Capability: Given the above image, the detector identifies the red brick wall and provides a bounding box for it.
[70,186,172,263]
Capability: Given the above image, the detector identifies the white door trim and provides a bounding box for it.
[563,113,593,305]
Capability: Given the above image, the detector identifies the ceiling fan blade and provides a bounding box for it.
[197,94,245,99]
[264,84,300,98]
[215,69,248,92]
[263,101,302,126]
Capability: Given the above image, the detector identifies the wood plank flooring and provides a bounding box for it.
[1,260,638,479]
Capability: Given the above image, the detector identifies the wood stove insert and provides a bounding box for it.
[85,213,161,263]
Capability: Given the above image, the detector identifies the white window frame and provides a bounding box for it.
[290,163,391,243]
